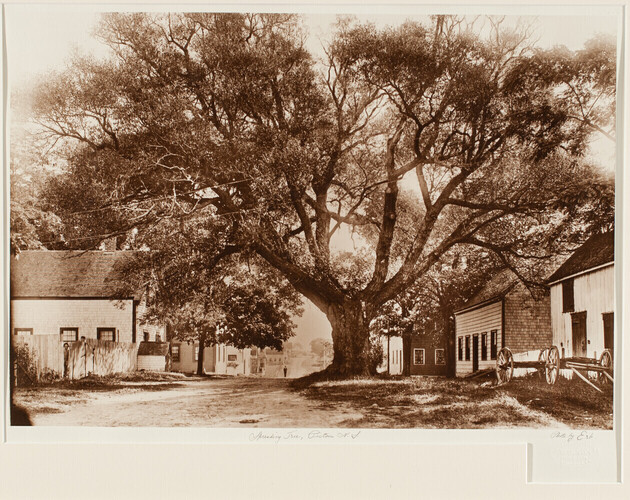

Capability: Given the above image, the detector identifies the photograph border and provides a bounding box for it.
[2,1,628,497]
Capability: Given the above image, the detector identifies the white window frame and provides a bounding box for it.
[60,327,78,342]
[13,328,33,336]
[413,348,425,365]
[435,349,446,365]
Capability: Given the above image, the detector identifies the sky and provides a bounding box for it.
[4,5,620,347]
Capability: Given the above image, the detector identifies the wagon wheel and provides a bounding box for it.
[598,349,613,385]
[538,348,549,379]
[545,346,560,385]
[496,347,514,385]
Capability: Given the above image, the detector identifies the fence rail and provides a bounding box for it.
[13,335,138,383]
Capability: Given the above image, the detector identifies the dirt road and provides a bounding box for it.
[16,377,364,427]
[14,374,611,428]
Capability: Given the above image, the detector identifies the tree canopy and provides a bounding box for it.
[24,13,615,375]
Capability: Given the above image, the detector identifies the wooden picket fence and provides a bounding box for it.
[13,335,139,384]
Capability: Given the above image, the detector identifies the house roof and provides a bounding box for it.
[547,232,614,283]
[455,268,519,314]
[10,250,139,299]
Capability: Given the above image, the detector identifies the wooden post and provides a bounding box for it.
[570,367,602,393]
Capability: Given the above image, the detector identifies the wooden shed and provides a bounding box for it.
[547,231,614,361]
[137,342,170,372]
[454,269,552,377]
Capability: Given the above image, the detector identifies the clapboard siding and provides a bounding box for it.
[455,301,502,376]
[550,264,614,359]
[11,298,134,342]
[138,355,167,371]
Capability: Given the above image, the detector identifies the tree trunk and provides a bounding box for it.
[326,300,372,376]
[197,331,206,376]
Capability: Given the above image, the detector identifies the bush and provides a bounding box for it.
[10,343,38,386]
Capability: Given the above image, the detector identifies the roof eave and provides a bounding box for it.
[547,261,614,286]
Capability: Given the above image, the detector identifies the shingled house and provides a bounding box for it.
[548,231,614,361]
[454,268,552,377]
[10,250,168,374]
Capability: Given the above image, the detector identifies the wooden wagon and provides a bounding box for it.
[495,346,613,392]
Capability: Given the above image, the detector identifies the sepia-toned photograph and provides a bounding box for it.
[6,5,618,439]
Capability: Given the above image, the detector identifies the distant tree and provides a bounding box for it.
[117,217,303,375]
[9,103,64,254]
[30,14,615,376]
[310,338,333,358]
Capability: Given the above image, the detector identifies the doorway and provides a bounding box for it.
[571,311,587,357]
[472,335,479,372]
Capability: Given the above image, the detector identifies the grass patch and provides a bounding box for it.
[297,374,613,429]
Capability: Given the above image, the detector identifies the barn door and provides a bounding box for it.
[472,335,479,372]
[571,312,587,357]
[602,312,614,353]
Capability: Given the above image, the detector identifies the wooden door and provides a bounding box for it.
[571,312,587,357]
[472,335,479,372]
[603,312,614,352]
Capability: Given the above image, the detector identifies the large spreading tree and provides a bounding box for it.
[29,14,615,376]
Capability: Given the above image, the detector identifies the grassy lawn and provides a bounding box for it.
[295,374,614,429]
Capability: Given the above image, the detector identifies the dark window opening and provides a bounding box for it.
[481,333,488,361]
[603,312,614,351]
[228,354,237,362]
[458,337,463,361]
[97,328,115,341]
[562,278,575,313]
[490,330,498,360]
[171,345,180,362]
[143,331,149,342]
[465,336,471,361]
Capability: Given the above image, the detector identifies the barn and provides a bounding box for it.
[547,231,614,362]
[454,268,552,377]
